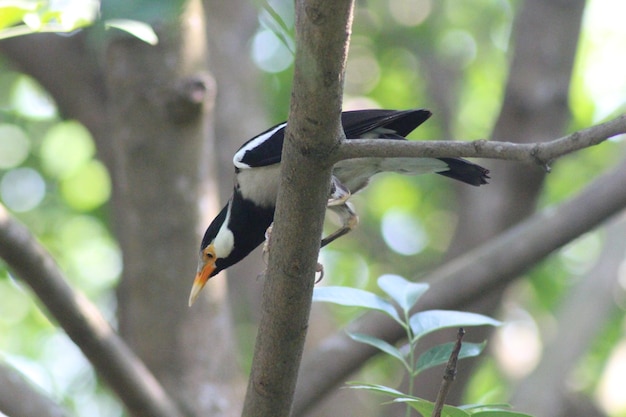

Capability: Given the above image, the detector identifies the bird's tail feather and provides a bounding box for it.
[378,157,490,186]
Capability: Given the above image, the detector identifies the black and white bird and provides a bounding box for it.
[189,109,489,305]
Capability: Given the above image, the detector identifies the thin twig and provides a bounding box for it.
[431,328,465,417]
[334,114,626,168]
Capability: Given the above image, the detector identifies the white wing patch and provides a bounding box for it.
[233,122,287,169]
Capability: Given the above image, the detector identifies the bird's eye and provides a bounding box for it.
[204,251,215,260]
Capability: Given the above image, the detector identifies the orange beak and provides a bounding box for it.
[188,260,216,306]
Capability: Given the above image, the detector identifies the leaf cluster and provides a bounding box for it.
[313,275,531,417]
[0,1,157,44]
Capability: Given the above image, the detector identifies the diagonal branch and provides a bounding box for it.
[0,361,70,417]
[0,204,185,417]
[335,114,626,168]
[293,157,626,415]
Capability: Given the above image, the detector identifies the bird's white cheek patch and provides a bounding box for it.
[213,201,235,258]
[214,224,234,259]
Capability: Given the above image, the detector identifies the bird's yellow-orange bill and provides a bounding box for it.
[188,262,215,306]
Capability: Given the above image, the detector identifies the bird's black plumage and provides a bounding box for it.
[190,109,489,305]
[200,191,274,276]
[233,109,433,169]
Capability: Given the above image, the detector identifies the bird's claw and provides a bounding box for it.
[315,262,324,283]
[328,176,351,206]
[262,224,273,265]
[262,222,324,283]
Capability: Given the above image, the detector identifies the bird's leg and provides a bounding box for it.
[328,175,351,206]
[262,221,324,283]
[321,202,359,248]
[315,262,324,283]
[322,176,359,247]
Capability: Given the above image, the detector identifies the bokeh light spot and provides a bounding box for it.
[10,75,57,120]
[381,209,427,255]
[0,124,30,169]
[1,168,46,212]
[40,121,95,179]
[388,0,431,27]
[251,29,294,73]
[60,160,111,211]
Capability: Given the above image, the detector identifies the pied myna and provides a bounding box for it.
[189,109,489,305]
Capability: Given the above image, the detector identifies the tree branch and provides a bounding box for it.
[0,204,185,417]
[335,114,626,168]
[241,1,355,416]
[432,328,465,417]
[293,156,626,415]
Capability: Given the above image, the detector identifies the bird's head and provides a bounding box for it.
[188,205,234,306]
[188,244,217,306]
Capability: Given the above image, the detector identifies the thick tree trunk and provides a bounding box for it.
[105,3,243,415]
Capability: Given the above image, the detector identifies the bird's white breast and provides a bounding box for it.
[236,164,282,208]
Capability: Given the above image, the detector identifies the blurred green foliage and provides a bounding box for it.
[0,1,158,44]
[0,69,120,415]
[0,0,99,39]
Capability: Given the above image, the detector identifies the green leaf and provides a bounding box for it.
[415,341,486,374]
[348,384,472,417]
[470,411,533,417]
[458,404,512,411]
[395,398,471,417]
[347,332,408,367]
[347,382,407,398]
[0,2,35,30]
[377,274,429,313]
[255,0,295,54]
[313,286,400,322]
[105,19,158,45]
[410,310,501,341]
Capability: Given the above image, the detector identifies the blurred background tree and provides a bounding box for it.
[0,0,625,417]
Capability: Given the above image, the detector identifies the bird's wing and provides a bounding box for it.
[341,109,432,139]
[233,122,287,169]
[232,109,433,169]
